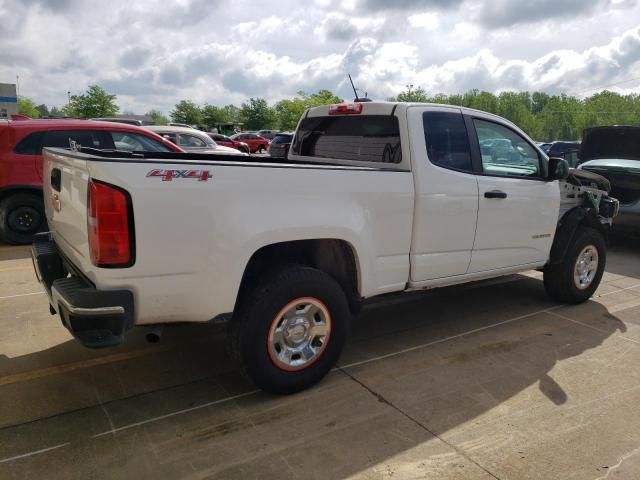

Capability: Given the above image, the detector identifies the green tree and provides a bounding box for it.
[35,104,49,117]
[239,98,275,130]
[223,104,240,123]
[274,89,343,130]
[17,97,40,118]
[391,86,430,102]
[49,106,64,117]
[201,104,231,129]
[274,97,306,131]
[170,100,201,125]
[63,85,119,119]
[146,109,169,125]
[305,89,343,107]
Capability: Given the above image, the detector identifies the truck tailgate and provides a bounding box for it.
[43,148,93,272]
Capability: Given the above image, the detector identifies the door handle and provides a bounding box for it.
[484,190,507,199]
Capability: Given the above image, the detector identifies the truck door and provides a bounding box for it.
[407,107,479,281]
[467,116,559,273]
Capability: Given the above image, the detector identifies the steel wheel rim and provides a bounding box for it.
[267,297,332,371]
[574,245,599,290]
[8,206,41,233]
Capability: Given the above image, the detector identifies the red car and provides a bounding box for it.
[0,118,183,244]
[207,133,250,153]
[229,132,270,153]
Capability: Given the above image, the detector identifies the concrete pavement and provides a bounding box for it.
[0,236,639,479]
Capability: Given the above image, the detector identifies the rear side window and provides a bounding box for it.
[44,130,105,150]
[423,112,472,172]
[291,115,402,163]
[14,131,45,154]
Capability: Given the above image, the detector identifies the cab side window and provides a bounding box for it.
[423,111,472,172]
[473,119,541,178]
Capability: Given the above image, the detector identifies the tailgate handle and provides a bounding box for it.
[51,168,61,192]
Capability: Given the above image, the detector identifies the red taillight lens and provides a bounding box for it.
[87,180,134,267]
[328,103,363,115]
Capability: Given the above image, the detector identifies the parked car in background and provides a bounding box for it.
[536,142,552,153]
[547,141,580,158]
[208,133,250,153]
[0,119,182,244]
[168,122,195,129]
[230,132,270,153]
[146,126,246,155]
[268,133,293,159]
[257,129,280,140]
[578,126,640,228]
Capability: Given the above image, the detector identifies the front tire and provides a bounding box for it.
[0,193,47,245]
[544,226,606,304]
[229,265,350,394]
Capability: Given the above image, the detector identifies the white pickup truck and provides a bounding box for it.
[32,102,618,394]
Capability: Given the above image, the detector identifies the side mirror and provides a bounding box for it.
[548,157,570,180]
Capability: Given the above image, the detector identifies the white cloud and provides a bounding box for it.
[0,0,638,114]
[408,12,439,29]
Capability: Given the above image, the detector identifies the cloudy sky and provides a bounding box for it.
[1,0,640,114]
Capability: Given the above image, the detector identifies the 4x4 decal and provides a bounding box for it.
[146,169,212,182]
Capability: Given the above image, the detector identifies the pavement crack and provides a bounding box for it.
[336,366,502,480]
[595,446,640,480]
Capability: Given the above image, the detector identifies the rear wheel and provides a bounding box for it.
[544,226,606,304]
[229,265,350,394]
[0,193,47,245]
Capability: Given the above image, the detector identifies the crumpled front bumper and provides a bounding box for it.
[31,232,134,348]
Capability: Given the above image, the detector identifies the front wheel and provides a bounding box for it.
[544,226,606,304]
[229,266,350,394]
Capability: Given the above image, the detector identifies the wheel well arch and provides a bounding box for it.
[0,185,43,204]
[235,239,362,314]
[548,207,607,265]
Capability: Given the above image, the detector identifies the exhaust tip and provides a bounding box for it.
[145,327,163,343]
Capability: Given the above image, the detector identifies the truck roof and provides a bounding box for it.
[305,101,519,129]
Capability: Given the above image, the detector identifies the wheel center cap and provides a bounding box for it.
[285,318,309,344]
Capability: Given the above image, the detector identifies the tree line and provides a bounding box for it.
[17,84,640,141]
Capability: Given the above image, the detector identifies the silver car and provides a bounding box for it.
[145,126,247,155]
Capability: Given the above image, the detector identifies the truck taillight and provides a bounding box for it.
[328,103,363,115]
[87,180,134,267]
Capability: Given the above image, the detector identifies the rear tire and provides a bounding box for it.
[543,226,606,304]
[229,265,350,394]
[0,193,47,245]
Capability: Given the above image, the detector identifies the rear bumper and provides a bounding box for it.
[31,232,134,348]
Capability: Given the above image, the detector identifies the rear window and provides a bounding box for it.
[423,112,472,172]
[291,115,401,163]
[272,134,293,144]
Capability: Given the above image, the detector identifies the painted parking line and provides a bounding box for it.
[0,292,44,300]
[0,443,70,465]
[0,265,32,273]
[0,346,172,386]
[93,390,260,438]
